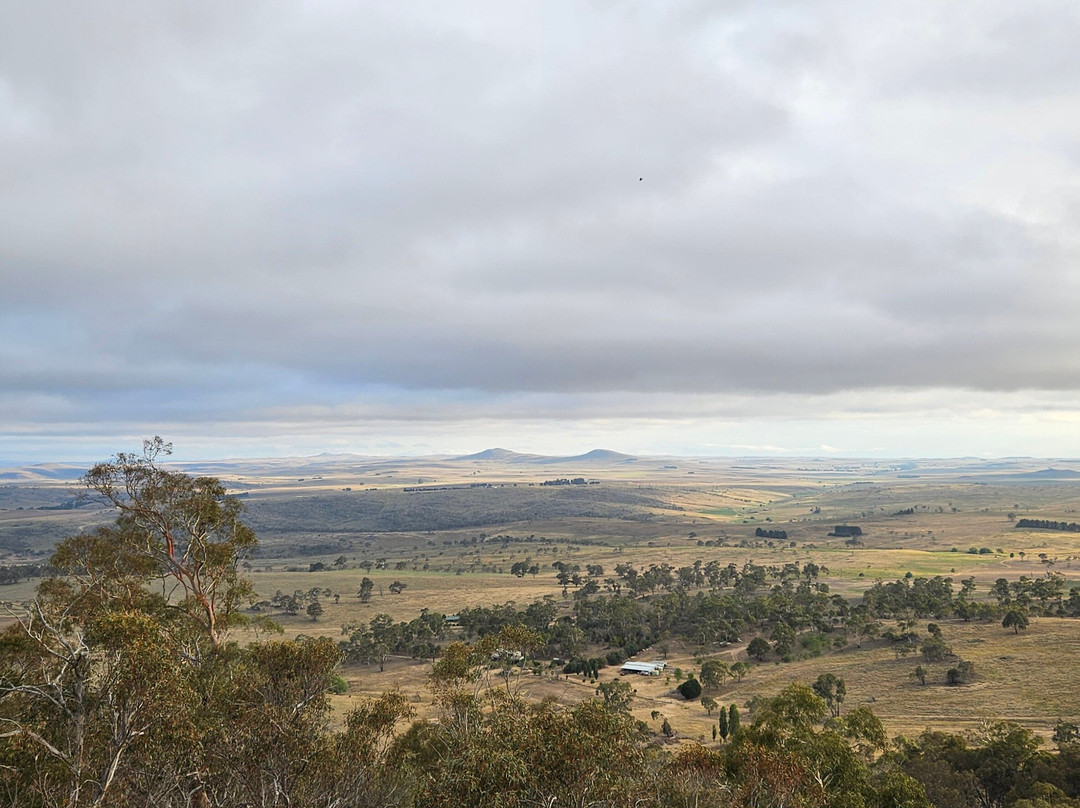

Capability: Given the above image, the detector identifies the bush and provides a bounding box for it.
[327,675,349,695]
[605,648,627,665]
[677,677,702,700]
[799,633,828,657]
[747,637,771,660]
[921,636,951,662]
[945,660,975,686]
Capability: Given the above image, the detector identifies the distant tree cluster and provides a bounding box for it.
[0,562,54,585]
[830,525,863,537]
[540,477,590,486]
[563,657,607,677]
[509,558,540,577]
[863,575,958,618]
[262,586,329,616]
[1016,518,1080,532]
[754,527,788,540]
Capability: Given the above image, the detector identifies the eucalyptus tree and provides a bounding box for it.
[80,437,258,654]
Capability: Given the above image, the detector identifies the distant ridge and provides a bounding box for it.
[1017,468,1080,479]
[958,467,1080,482]
[457,448,637,464]
[550,449,637,463]
[0,463,87,482]
[457,448,535,461]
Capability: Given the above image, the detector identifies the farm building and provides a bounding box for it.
[619,661,662,676]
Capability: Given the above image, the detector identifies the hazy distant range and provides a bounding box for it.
[3,448,1080,486]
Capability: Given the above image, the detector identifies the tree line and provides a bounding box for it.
[1015,518,1080,533]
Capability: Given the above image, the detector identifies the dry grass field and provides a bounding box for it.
[329,616,1080,745]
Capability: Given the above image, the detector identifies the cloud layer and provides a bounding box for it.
[4,2,1080,460]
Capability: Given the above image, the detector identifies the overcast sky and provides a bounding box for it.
[4,1,1080,463]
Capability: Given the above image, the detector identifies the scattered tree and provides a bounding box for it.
[921,635,951,662]
[1002,608,1029,634]
[747,637,771,661]
[677,677,702,700]
[699,659,729,690]
[946,660,975,685]
[811,673,846,718]
[728,703,741,736]
[358,577,374,602]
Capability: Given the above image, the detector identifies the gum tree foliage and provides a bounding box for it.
[895,722,1053,808]
[597,680,635,713]
[730,684,930,808]
[701,695,719,716]
[699,658,730,690]
[358,576,375,602]
[812,673,847,718]
[747,637,771,661]
[79,437,257,653]
[1002,609,1029,634]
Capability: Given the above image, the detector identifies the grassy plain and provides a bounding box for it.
[5,452,1080,742]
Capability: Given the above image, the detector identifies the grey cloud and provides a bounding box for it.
[4,1,1080,456]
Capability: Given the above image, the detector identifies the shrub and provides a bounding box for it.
[328,675,349,695]
[946,660,975,685]
[799,633,828,657]
[606,648,627,665]
[921,636,951,662]
[677,677,702,700]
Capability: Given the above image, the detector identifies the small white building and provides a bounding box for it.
[619,661,661,676]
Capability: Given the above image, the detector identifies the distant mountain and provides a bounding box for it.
[958,467,1080,482]
[457,448,536,461]
[1017,468,1080,479]
[558,449,637,463]
[455,448,638,464]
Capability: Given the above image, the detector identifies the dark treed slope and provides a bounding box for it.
[243,484,672,536]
